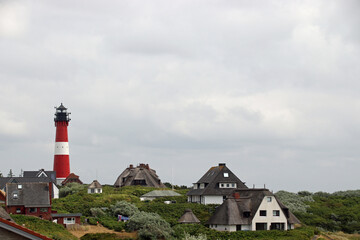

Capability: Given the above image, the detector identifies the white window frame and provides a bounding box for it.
[64,217,75,224]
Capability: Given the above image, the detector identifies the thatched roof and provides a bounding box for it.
[187,163,247,197]
[114,164,166,188]
[88,180,102,189]
[207,188,301,225]
[178,209,200,224]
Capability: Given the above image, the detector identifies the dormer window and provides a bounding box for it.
[13,193,18,199]
[223,173,229,177]
[18,184,22,189]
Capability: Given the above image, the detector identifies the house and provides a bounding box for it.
[0,216,53,240]
[114,164,166,188]
[187,163,248,204]
[178,209,201,224]
[207,188,301,231]
[52,213,82,227]
[6,182,52,220]
[61,173,83,185]
[140,190,181,201]
[88,180,102,194]
[0,175,59,199]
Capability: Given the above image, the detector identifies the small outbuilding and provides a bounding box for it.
[88,180,102,194]
[178,209,201,224]
[140,190,181,201]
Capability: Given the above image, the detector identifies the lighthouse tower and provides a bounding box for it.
[53,103,71,185]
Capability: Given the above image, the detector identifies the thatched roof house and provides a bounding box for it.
[88,180,102,194]
[207,188,300,232]
[187,163,247,204]
[114,164,166,188]
[178,209,200,224]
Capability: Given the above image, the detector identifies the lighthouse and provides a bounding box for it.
[53,103,71,185]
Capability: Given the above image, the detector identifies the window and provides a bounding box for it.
[16,208,21,213]
[273,210,280,216]
[243,211,250,218]
[220,183,224,188]
[267,197,272,202]
[64,217,75,224]
[40,208,48,213]
[91,189,95,193]
[223,173,229,177]
[226,184,229,187]
[256,223,267,230]
[13,193,18,199]
[260,210,267,216]
[29,208,37,213]
[232,183,235,187]
[17,184,22,189]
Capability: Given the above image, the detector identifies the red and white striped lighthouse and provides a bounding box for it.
[53,103,71,185]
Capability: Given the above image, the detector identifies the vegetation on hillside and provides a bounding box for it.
[12,215,78,240]
[51,184,360,239]
[276,190,360,234]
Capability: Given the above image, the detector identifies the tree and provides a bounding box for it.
[7,169,14,177]
[0,172,3,177]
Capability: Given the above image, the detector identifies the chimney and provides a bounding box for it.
[146,164,150,170]
[129,164,133,169]
[218,163,226,167]
[233,192,240,199]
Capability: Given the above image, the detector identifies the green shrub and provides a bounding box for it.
[111,201,139,217]
[90,207,106,217]
[127,211,173,239]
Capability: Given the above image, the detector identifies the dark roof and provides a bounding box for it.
[62,173,83,185]
[0,207,13,222]
[6,182,50,207]
[114,164,166,188]
[23,169,57,183]
[207,188,301,225]
[88,180,102,189]
[0,177,55,190]
[178,209,200,224]
[187,163,247,196]
[51,213,82,217]
[57,103,67,110]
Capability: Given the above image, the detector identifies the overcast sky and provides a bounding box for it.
[0,0,359,193]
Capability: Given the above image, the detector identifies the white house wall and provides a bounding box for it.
[53,184,59,199]
[251,196,288,230]
[204,195,223,205]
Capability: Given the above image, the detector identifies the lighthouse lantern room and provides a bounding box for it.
[53,103,71,185]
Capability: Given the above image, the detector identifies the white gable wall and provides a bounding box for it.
[251,196,288,230]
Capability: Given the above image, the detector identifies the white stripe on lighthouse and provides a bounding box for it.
[54,142,69,155]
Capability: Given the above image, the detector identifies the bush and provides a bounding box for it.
[97,216,126,232]
[90,207,106,217]
[111,201,139,217]
[127,211,173,240]
[59,182,87,197]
